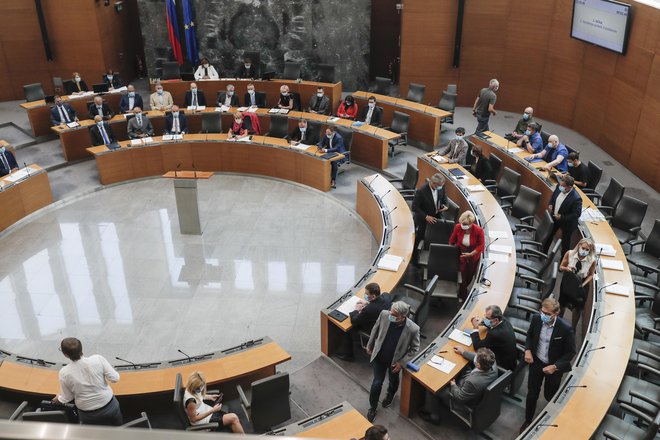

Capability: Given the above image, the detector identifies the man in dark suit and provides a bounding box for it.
[89,115,117,147]
[307,86,330,115]
[88,96,113,121]
[0,144,19,177]
[50,95,79,126]
[184,82,206,108]
[357,96,383,126]
[317,126,347,189]
[545,175,582,256]
[164,105,188,135]
[337,283,392,361]
[468,305,517,371]
[411,173,449,263]
[102,69,122,89]
[286,120,320,146]
[521,297,576,432]
[243,83,266,108]
[119,85,144,113]
[235,57,258,79]
[217,84,240,107]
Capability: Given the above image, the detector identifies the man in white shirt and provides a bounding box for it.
[52,338,122,425]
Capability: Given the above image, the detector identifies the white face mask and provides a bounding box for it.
[368,102,375,108]
[461,224,470,231]
[203,64,209,68]
[244,64,251,69]
[74,76,81,82]
[578,248,589,257]
[317,93,324,98]
[248,89,255,95]
[191,88,197,93]
[172,112,179,117]
[96,121,103,127]
[107,75,113,80]
[157,89,163,95]
[235,119,242,124]
[300,126,306,132]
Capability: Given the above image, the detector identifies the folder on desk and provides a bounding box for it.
[130,139,142,146]
[507,147,524,154]
[187,105,206,111]
[449,168,466,177]
[66,122,80,128]
[605,285,630,297]
[427,355,456,374]
[526,157,543,163]
[107,142,120,150]
[321,152,340,160]
[467,185,486,192]
[336,296,362,316]
[377,254,403,271]
[601,259,624,271]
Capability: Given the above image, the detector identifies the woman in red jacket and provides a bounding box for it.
[336,95,358,119]
[449,211,485,301]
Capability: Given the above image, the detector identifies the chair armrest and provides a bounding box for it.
[186,423,220,431]
[236,384,251,410]
[628,389,660,410]
[635,348,660,364]
[508,302,539,317]
[618,402,654,425]
[388,178,403,183]
[9,401,28,421]
[519,215,535,225]
[596,205,614,215]
[514,224,537,234]
[484,184,497,191]
[520,248,547,260]
[640,326,660,338]
[518,273,545,286]
[120,413,150,429]
[402,193,415,201]
[499,195,516,201]
[632,263,660,275]
[603,431,624,440]
[403,283,426,296]
[399,189,416,195]
[483,179,496,186]
[515,294,543,305]
[519,240,542,249]
[382,126,390,130]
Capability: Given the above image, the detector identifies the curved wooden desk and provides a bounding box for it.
[0,158,53,233]
[353,91,452,148]
[267,401,371,439]
[470,132,634,440]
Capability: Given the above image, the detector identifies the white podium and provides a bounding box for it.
[163,171,213,235]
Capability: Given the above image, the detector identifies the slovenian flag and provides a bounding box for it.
[166,0,183,65]
[181,0,199,65]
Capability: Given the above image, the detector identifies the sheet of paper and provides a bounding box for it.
[467,185,486,192]
[336,296,363,316]
[237,107,249,111]
[580,208,606,222]
[142,137,154,144]
[162,135,173,141]
[427,356,456,374]
[601,259,624,271]
[290,143,309,150]
[448,329,473,346]
[4,167,37,183]
[327,117,339,122]
[606,285,630,296]
[595,243,617,257]
[214,107,224,112]
[490,245,513,255]
[66,122,79,128]
[487,253,509,263]
[488,230,508,239]
[377,254,403,272]
[507,147,524,154]
[237,135,251,142]
[130,139,142,146]
[173,134,183,140]
[247,106,258,113]
[268,108,279,113]
[431,154,447,163]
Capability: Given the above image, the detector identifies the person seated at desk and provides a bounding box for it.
[527,134,568,172]
[50,95,79,126]
[127,107,154,139]
[357,96,383,126]
[277,85,294,110]
[317,126,347,189]
[0,144,18,177]
[217,84,239,107]
[287,119,319,145]
[119,85,144,113]
[519,122,543,154]
[149,84,173,111]
[449,211,485,302]
[558,238,596,330]
[235,56,258,79]
[165,105,188,135]
[228,111,250,137]
[307,86,330,115]
[505,106,535,141]
[411,173,448,264]
[184,371,244,433]
[567,152,589,189]
[469,145,493,183]
[364,425,389,440]
[468,305,517,371]
[184,82,206,108]
[89,115,117,147]
[337,95,358,119]
[337,283,392,362]
[103,69,122,90]
[419,348,498,425]
[244,83,265,108]
[67,72,88,95]
[435,127,468,165]
[88,95,113,121]
[194,58,219,80]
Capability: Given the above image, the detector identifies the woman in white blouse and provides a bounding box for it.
[183,371,244,433]
[194,58,219,80]
[558,238,596,329]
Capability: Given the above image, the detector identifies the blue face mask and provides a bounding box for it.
[195,387,203,395]
[524,130,531,136]
[568,162,574,168]
[0,146,5,154]
[388,314,398,323]
[523,113,530,120]
[157,90,163,95]
[483,317,492,327]
[128,92,135,97]
[455,135,464,141]
[540,312,552,324]
[327,134,333,139]
[547,143,553,149]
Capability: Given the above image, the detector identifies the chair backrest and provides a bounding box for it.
[269,115,289,138]
[586,161,602,191]
[406,83,426,103]
[535,210,554,246]
[306,121,323,145]
[497,167,521,198]
[511,185,542,220]
[446,84,457,94]
[601,177,625,210]
[119,412,152,429]
[155,58,168,69]
[173,373,191,429]
[375,76,391,95]
[402,162,419,191]
[290,92,302,111]
[335,126,353,151]
[644,219,660,259]
[62,79,74,95]
[559,266,581,301]
[540,130,550,146]
[612,195,648,232]
[244,51,261,72]
[438,91,457,113]
[488,154,502,180]
[508,346,527,396]
[544,242,562,276]
[318,64,335,83]
[24,83,45,102]
[428,244,460,282]
[22,411,69,423]
[390,111,410,135]
[415,275,439,330]
[445,198,460,222]
[423,219,455,248]
[283,62,301,80]
[162,61,181,80]
[471,369,512,433]
[249,372,291,431]
[201,113,222,134]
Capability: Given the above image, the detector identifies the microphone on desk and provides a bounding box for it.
[367,174,379,188]
[583,346,606,360]
[386,205,398,216]
[115,356,137,368]
[386,224,399,239]
[23,162,31,177]
[468,290,488,304]
[534,423,559,431]
[381,189,392,200]
[175,162,181,178]
[564,385,587,393]
[594,311,615,325]
[177,349,192,362]
[598,281,617,294]
[482,214,496,229]
[485,237,500,250]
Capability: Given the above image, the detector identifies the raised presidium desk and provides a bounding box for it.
[352,91,452,148]
[54,108,399,168]
[471,132,634,440]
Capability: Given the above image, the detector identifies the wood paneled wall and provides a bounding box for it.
[0,0,142,102]
[400,0,660,191]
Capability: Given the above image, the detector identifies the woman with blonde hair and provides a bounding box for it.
[184,371,244,433]
[558,238,596,329]
[449,211,485,301]
[66,72,88,95]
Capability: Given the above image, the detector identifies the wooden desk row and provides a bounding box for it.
[471,132,635,440]
[353,91,452,148]
[268,401,371,439]
[54,108,398,170]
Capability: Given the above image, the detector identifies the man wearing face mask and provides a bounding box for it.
[127,107,154,139]
[466,305,517,370]
[545,175,582,256]
[149,85,173,111]
[243,83,265,108]
[366,301,420,422]
[218,84,240,107]
[119,85,144,113]
[566,152,589,188]
[89,115,117,147]
[435,127,468,164]
[519,122,543,154]
[88,95,114,121]
[0,144,19,177]
[505,107,535,141]
[102,69,122,90]
[308,86,330,115]
[526,134,568,172]
[287,119,319,145]
[317,126,347,188]
[411,173,448,264]
[184,82,207,108]
[357,96,383,126]
[521,298,575,433]
[235,57,258,79]
[165,105,188,135]
[194,58,219,80]
[50,95,79,126]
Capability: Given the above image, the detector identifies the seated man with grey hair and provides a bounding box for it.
[217,84,239,107]
[365,301,420,422]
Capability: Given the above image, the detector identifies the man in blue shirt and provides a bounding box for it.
[519,122,543,154]
[526,134,568,172]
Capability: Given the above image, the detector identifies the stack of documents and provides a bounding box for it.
[595,243,617,257]
[600,259,624,271]
[605,285,630,297]
[290,143,310,151]
[431,154,447,163]
[448,329,473,346]
[215,105,231,112]
[187,105,206,111]
[580,208,606,222]
[427,355,456,374]
[377,254,403,271]
[467,185,486,192]
[507,147,524,154]
[268,108,289,114]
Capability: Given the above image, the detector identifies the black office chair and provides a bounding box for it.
[628,220,660,278]
[62,79,75,95]
[627,339,660,372]
[119,412,152,429]
[437,91,457,125]
[335,126,353,172]
[510,262,558,309]
[635,292,660,340]
[267,115,289,138]
[611,368,660,420]
[305,121,323,146]
[244,51,261,72]
[446,84,457,94]
[486,167,521,210]
[282,62,301,80]
[505,185,542,229]
[445,198,460,222]
[318,64,335,83]
[173,373,219,431]
[517,239,562,281]
[610,195,648,249]
[406,83,426,103]
[583,161,603,196]
[595,406,660,440]
[236,372,291,432]
[388,162,418,197]
[24,83,45,102]
[200,113,222,134]
[513,210,554,253]
[485,154,502,186]
[426,243,461,301]
[506,347,527,400]
[162,62,181,80]
[591,177,625,216]
[374,76,391,95]
[385,111,409,156]
[540,130,550,146]
[290,92,302,111]
[417,219,456,267]
[397,275,439,337]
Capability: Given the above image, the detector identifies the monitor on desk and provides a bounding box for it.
[44,95,55,104]
[92,83,109,93]
[261,71,276,81]
[181,73,195,81]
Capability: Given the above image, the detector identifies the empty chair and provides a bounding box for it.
[406,83,426,103]
[517,239,562,280]
[446,84,457,94]
[506,185,542,229]
[583,161,603,195]
[437,91,457,124]
[628,220,660,278]
[318,64,335,83]
[385,111,410,156]
[282,62,301,80]
[594,406,660,440]
[289,91,302,111]
[426,243,461,301]
[593,177,625,216]
[444,198,460,223]
[119,412,152,429]
[200,113,222,134]
[510,262,558,310]
[21,409,69,423]
[484,154,502,186]
[375,76,391,95]
[62,79,75,95]
[635,292,660,340]
[486,167,521,209]
[397,275,439,336]
[173,373,219,431]
[628,339,660,372]
[162,61,181,80]
[236,372,291,432]
[24,83,45,102]
[267,115,289,138]
[335,126,353,171]
[388,162,418,197]
[610,195,648,248]
[611,370,660,420]
[417,219,456,267]
[513,210,554,253]
[306,121,323,145]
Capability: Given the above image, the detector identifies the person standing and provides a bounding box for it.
[52,337,123,426]
[449,211,485,301]
[472,79,499,133]
[411,173,448,264]
[317,126,347,189]
[558,238,596,329]
[545,175,582,256]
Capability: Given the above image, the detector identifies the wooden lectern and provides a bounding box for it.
[163,170,213,235]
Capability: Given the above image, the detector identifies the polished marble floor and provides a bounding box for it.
[0,175,377,370]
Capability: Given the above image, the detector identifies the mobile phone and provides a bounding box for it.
[215,393,224,402]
